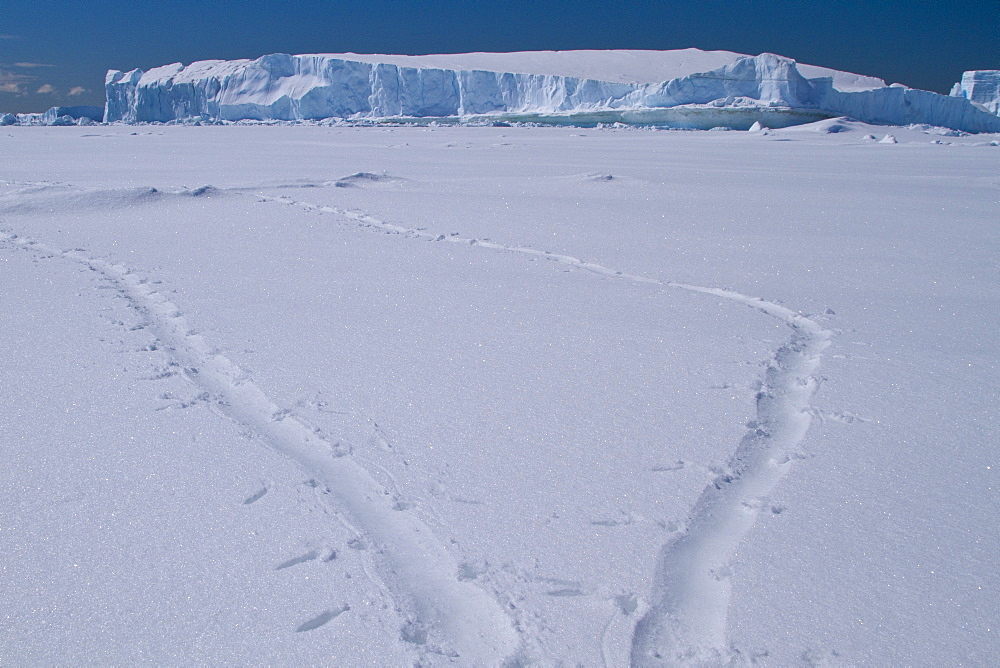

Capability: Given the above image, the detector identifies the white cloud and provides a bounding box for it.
[13,62,53,68]
[36,83,56,94]
[68,86,87,96]
[0,34,20,40]
[0,68,32,94]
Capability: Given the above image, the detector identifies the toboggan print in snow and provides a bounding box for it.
[0,178,832,663]
[3,117,997,665]
[251,192,834,663]
[0,230,518,663]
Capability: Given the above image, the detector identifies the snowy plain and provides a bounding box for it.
[1,120,998,665]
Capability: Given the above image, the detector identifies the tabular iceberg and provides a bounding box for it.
[104,52,1000,133]
[951,70,1000,115]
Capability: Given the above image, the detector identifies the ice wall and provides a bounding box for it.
[105,54,635,123]
[950,70,1000,115]
[104,52,1000,133]
[815,82,1000,133]
[42,106,105,123]
[0,105,104,126]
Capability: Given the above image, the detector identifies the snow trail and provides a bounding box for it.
[254,192,833,663]
[630,307,831,665]
[0,230,518,664]
[2,185,833,662]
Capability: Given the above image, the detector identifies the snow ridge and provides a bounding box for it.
[0,229,518,665]
[252,191,833,661]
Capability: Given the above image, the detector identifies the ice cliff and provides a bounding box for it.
[0,105,104,127]
[951,70,1000,115]
[104,52,1000,133]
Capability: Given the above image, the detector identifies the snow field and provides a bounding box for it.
[1,122,997,664]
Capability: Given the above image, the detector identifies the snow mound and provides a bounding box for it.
[103,52,1000,133]
[810,118,861,134]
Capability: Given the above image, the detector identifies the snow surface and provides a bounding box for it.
[103,50,1000,133]
[1,122,998,665]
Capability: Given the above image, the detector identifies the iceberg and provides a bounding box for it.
[950,70,1000,115]
[103,51,1000,133]
[42,106,105,123]
[0,105,105,127]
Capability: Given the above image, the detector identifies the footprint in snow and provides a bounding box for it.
[652,460,688,472]
[275,550,319,570]
[330,172,402,188]
[243,484,270,505]
[295,605,349,632]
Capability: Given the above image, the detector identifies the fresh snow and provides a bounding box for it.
[1,120,998,665]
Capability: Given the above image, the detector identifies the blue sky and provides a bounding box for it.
[2,0,997,113]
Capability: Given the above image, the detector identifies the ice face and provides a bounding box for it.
[102,52,1000,133]
[950,70,1000,115]
[0,105,105,126]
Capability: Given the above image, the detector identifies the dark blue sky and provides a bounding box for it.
[2,0,997,113]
